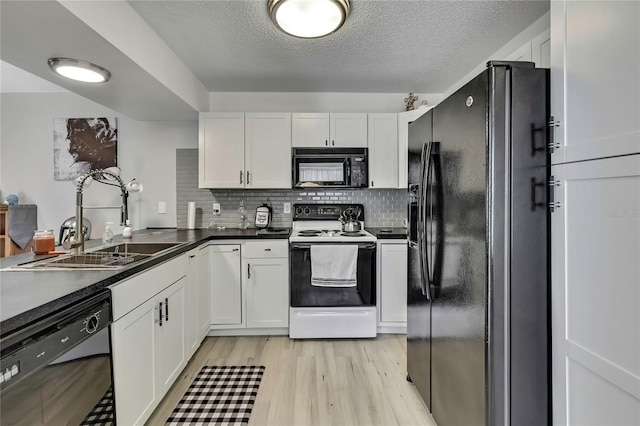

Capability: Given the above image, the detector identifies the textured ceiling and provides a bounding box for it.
[128,0,550,93]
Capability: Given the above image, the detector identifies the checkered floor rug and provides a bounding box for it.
[166,365,265,425]
[81,387,114,425]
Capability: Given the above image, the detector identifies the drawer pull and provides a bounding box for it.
[264,248,271,251]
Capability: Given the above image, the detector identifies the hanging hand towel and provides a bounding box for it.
[311,245,358,287]
[8,205,37,249]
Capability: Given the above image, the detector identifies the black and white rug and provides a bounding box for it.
[166,365,265,425]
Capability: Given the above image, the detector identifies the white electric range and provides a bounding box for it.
[288,204,377,339]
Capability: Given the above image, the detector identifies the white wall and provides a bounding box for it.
[209,92,444,113]
[0,92,197,240]
[442,11,550,98]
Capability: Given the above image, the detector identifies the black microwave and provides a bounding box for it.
[292,148,368,188]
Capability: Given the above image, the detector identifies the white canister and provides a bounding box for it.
[187,202,196,229]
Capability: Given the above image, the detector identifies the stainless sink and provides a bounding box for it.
[7,242,183,270]
[93,242,182,256]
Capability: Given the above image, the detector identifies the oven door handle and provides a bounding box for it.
[290,242,376,250]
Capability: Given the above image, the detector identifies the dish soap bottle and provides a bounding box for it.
[122,220,132,238]
[102,222,114,245]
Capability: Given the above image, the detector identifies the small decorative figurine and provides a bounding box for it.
[404,93,418,111]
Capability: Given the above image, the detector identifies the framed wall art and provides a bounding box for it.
[53,117,117,181]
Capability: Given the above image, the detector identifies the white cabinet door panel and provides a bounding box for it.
[111,298,158,426]
[292,113,330,147]
[210,245,242,326]
[199,113,245,188]
[156,278,187,396]
[245,113,291,188]
[197,245,211,341]
[552,155,640,425]
[331,113,367,147]
[245,258,289,328]
[379,242,408,323]
[552,1,640,164]
[368,113,398,188]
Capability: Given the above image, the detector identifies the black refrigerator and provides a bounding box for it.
[407,61,550,426]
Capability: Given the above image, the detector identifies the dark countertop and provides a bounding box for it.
[0,227,290,337]
[366,227,408,239]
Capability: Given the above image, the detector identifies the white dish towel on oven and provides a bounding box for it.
[310,245,358,287]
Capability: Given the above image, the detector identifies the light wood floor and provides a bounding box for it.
[147,335,436,426]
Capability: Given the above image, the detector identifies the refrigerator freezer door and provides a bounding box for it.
[431,70,488,426]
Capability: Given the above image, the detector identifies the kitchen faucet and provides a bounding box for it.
[63,168,128,254]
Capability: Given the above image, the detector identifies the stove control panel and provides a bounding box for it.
[292,204,365,221]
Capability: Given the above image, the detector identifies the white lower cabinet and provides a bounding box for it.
[111,271,187,426]
[209,240,289,335]
[244,249,289,329]
[209,244,242,327]
[377,240,408,332]
[186,246,212,358]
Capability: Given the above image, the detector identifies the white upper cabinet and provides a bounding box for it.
[551,0,640,164]
[199,113,245,188]
[368,113,399,188]
[199,112,292,188]
[245,113,292,188]
[398,108,431,188]
[292,113,367,147]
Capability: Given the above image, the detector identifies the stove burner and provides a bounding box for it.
[298,230,322,236]
[340,232,366,237]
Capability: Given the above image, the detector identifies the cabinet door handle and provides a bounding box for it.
[189,255,196,258]
[246,171,250,185]
[371,181,374,187]
[325,140,328,146]
[232,248,239,252]
[158,302,163,327]
[240,170,243,184]
[264,248,271,251]
[332,140,335,146]
[165,297,169,322]
[247,263,251,278]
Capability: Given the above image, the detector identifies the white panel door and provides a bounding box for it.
[292,113,330,147]
[209,245,242,326]
[245,113,292,188]
[552,155,640,425]
[397,108,431,189]
[111,298,158,426]
[368,113,399,188]
[196,245,211,341]
[379,242,408,323]
[330,113,367,147]
[199,112,245,188]
[244,257,289,328]
[185,249,199,358]
[156,277,187,396]
[551,1,640,164]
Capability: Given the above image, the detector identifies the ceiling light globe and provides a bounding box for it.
[269,0,350,39]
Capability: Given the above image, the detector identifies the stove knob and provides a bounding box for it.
[303,207,310,215]
[295,206,303,216]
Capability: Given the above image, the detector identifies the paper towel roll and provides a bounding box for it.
[187,202,196,230]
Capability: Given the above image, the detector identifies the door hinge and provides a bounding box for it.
[548,176,561,212]
[548,116,561,153]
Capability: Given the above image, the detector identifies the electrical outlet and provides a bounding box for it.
[284,202,291,214]
[212,202,221,215]
[158,201,167,214]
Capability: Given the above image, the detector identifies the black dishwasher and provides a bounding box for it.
[0,290,114,425]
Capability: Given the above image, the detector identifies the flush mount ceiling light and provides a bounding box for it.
[48,57,111,83]
[268,0,350,39]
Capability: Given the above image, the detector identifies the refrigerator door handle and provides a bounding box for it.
[430,142,444,299]
[420,142,434,298]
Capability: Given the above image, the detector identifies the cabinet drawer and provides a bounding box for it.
[110,255,187,321]
[244,241,288,258]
